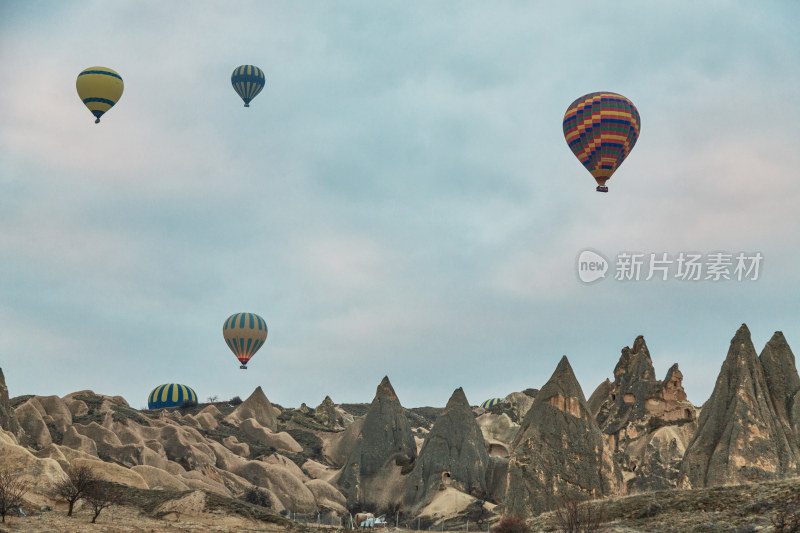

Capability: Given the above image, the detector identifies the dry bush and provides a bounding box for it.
[180,399,198,409]
[84,482,122,523]
[772,490,800,533]
[55,463,98,517]
[553,494,603,533]
[492,515,530,533]
[0,467,30,523]
[242,486,271,508]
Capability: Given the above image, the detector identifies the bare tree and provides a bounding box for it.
[553,493,604,533]
[84,482,120,523]
[0,467,30,523]
[54,464,98,517]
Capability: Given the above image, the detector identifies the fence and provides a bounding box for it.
[288,511,343,528]
[289,512,496,532]
[397,516,495,532]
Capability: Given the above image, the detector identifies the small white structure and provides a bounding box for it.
[359,514,387,528]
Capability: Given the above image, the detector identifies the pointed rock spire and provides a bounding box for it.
[589,334,697,493]
[662,364,688,402]
[336,376,417,509]
[598,335,682,433]
[531,355,593,420]
[376,375,400,402]
[613,336,656,386]
[0,368,22,437]
[224,386,277,431]
[314,395,337,428]
[537,355,589,407]
[680,324,800,487]
[314,395,353,430]
[760,331,800,428]
[403,387,489,508]
[588,378,613,416]
[505,356,622,518]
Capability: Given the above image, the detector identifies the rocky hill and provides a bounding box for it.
[590,336,697,493]
[2,323,800,531]
[680,324,800,487]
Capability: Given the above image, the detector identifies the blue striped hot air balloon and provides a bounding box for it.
[148,384,198,410]
[480,398,504,409]
[231,65,265,107]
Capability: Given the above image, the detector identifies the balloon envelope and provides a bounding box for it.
[562,92,640,190]
[148,384,197,409]
[480,398,504,409]
[231,65,265,107]
[223,312,268,367]
[76,67,124,123]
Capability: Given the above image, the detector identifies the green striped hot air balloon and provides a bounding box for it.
[223,312,268,369]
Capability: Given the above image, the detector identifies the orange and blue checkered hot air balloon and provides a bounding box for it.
[563,92,641,193]
[223,312,268,369]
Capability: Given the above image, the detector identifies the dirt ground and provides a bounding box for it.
[0,503,288,532]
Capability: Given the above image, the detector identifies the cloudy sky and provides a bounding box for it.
[1,1,799,410]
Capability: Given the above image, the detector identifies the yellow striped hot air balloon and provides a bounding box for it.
[231,65,265,107]
[76,66,124,124]
[223,312,268,369]
[480,398,504,409]
[147,384,197,409]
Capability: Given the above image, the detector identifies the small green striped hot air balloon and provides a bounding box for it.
[223,312,268,369]
[480,398,504,409]
[231,65,265,107]
[148,384,197,409]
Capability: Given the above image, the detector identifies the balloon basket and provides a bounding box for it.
[596,185,608,193]
[240,365,248,370]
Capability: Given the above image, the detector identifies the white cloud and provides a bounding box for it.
[1,2,800,407]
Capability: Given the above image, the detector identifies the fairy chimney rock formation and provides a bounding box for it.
[760,331,800,431]
[0,368,22,437]
[505,356,622,518]
[403,387,489,509]
[314,395,351,430]
[680,324,800,488]
[336,376,417,509]
[224,386,277,431]
[588,378,613,417]
[314,396,337,427]
[591,336,697,492]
